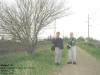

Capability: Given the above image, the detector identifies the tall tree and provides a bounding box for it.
[0,0,70,55]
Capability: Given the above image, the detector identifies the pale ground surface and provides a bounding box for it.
[54,47,100,75]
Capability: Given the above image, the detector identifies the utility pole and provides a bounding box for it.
[63,31,64,39]
[88,14,90,38]
[54,20,56,35]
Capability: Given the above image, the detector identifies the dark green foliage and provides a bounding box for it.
[77,37,85,42]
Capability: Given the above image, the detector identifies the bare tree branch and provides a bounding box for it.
[0,0,70,55]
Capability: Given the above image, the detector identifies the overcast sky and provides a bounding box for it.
[1,0,100,40]
[40,0,100,40]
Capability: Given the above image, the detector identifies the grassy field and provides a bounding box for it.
[0,44,68,75]
[78,42,100,59]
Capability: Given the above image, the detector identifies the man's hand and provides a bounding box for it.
[72,41,75,43]
[72,41,76,44]
[67,43,72,47]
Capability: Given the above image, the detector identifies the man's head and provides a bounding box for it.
[70,32,74,38]
[56,32,60,38]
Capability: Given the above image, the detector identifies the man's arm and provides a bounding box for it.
[67,43,72,47]
[52,38,56,44]
[62,39,64,49]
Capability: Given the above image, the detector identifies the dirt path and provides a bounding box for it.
[54,47,100,75]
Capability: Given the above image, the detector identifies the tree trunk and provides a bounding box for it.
[26,42,36,56]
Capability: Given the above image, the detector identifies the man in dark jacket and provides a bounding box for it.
[52,32,64,65]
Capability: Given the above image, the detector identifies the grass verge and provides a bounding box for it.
[78,42,100,59]
[0,44,67,75]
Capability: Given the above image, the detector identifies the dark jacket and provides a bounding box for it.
[52,38,64,50]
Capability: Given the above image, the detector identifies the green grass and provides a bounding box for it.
[0,44,68,75]
[78,42,100,59]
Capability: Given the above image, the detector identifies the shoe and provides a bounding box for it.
[73,62,77,64]
[67,62,72,64]
[55,63,60,65]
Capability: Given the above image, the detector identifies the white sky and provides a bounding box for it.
[1,0,100,40]
[40,0,100,40]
